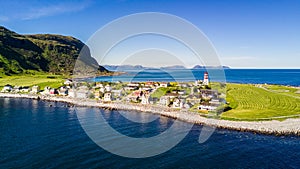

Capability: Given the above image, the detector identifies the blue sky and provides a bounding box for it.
[1,0,300,68]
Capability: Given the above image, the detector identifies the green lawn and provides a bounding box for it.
[0,74,65,89]
[151,87,170,98]
[263,84,300,98]
[222,83,300,121]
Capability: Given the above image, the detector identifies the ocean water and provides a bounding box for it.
[95,69,300,86]
[1,98,300,168]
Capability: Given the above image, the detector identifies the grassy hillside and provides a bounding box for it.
[222,83,300,121]
[0,26,108,76]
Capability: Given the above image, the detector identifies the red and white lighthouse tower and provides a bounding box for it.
[203,72,209,85]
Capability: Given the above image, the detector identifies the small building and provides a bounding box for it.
[184,102,193,109]
[64,79,73,86]
[186,94,202,105]
[209,99,221,105]
[2,84,13,92]
[159,96,171,106]
[164,93,179,99]
[20,86,30,93]
[12,86,21,93]
[41,86,51,95]
[105,84,112,92]
[178,83,188,88]
[141,87,152,91]
[141,92,150,104]
[112,89,123,97]
[31,85,40,94]
[199,103,219,111]
[99,87,106,93]
[103,92,112,102]
[125,83,139,91]
[127,83,140,87]
[145,81,155,88]
[200,89,218,99]
[194,80,203,87]
[96,83,104,88]
[178,90,186,95]
[68,89,76,98]
[160,82,170,88]
[49,88,58,95]
[58,86,68,96]
[94,90,103,99]
[172,98,181,108]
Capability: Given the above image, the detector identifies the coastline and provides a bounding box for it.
[1,93,300,136]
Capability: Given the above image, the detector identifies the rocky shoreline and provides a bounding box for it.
[1,93,300,136]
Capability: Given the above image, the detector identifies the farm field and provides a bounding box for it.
[222,83,300,121]
[0,74,65,89]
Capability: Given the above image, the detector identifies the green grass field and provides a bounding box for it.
[222,83,300,121]
[0,74,65,89]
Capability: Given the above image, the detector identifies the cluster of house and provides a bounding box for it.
[158,88,221,110]
[1,84,40,94]
[1,72,225,112]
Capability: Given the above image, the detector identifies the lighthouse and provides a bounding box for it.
[203,72,209,85]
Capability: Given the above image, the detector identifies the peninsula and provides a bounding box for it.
[1,71,300,136]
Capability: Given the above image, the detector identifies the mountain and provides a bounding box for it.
[192,65,205,69]
[104,64,230,71]
[103,65,146,71]
[0,26,108,75]
[160,65,186,70]
[104,65,189,71]
[192,65,230,69]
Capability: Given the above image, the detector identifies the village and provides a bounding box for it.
[1,72,226,113]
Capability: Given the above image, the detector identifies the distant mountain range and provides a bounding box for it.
[103,65,230,71]
[0,26,108,75]
[192,65,230,69]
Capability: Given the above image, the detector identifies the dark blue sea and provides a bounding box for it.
[95,69,300,86]
[1,69,300,168]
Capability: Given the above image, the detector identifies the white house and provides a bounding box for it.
[68,89,76,98]
[58,86,68,96]
[31,85,40,94]
[199,104,218,111]
[96,83,104,88]
[209,99,221,105]
[2,85,13,92]
[160,82,170,88]
[99,87,105,93]
[64,79,73,86]
[103,92,112,102]
[41,86,51,95]
[178,90,186,95]
[105,84,112,92]
[172,98,181,108]
[141,94,149,104]
[112,89,123,97]
[184,102,193,109]
[20,87,30,93]
[194,80,202,87]
[12,86,21,93]
[159,96,170,106]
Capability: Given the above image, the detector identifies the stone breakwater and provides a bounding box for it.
[1,93,300,136]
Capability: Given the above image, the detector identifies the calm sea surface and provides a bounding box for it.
[1,69,300,168]
[95,69,300,86]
